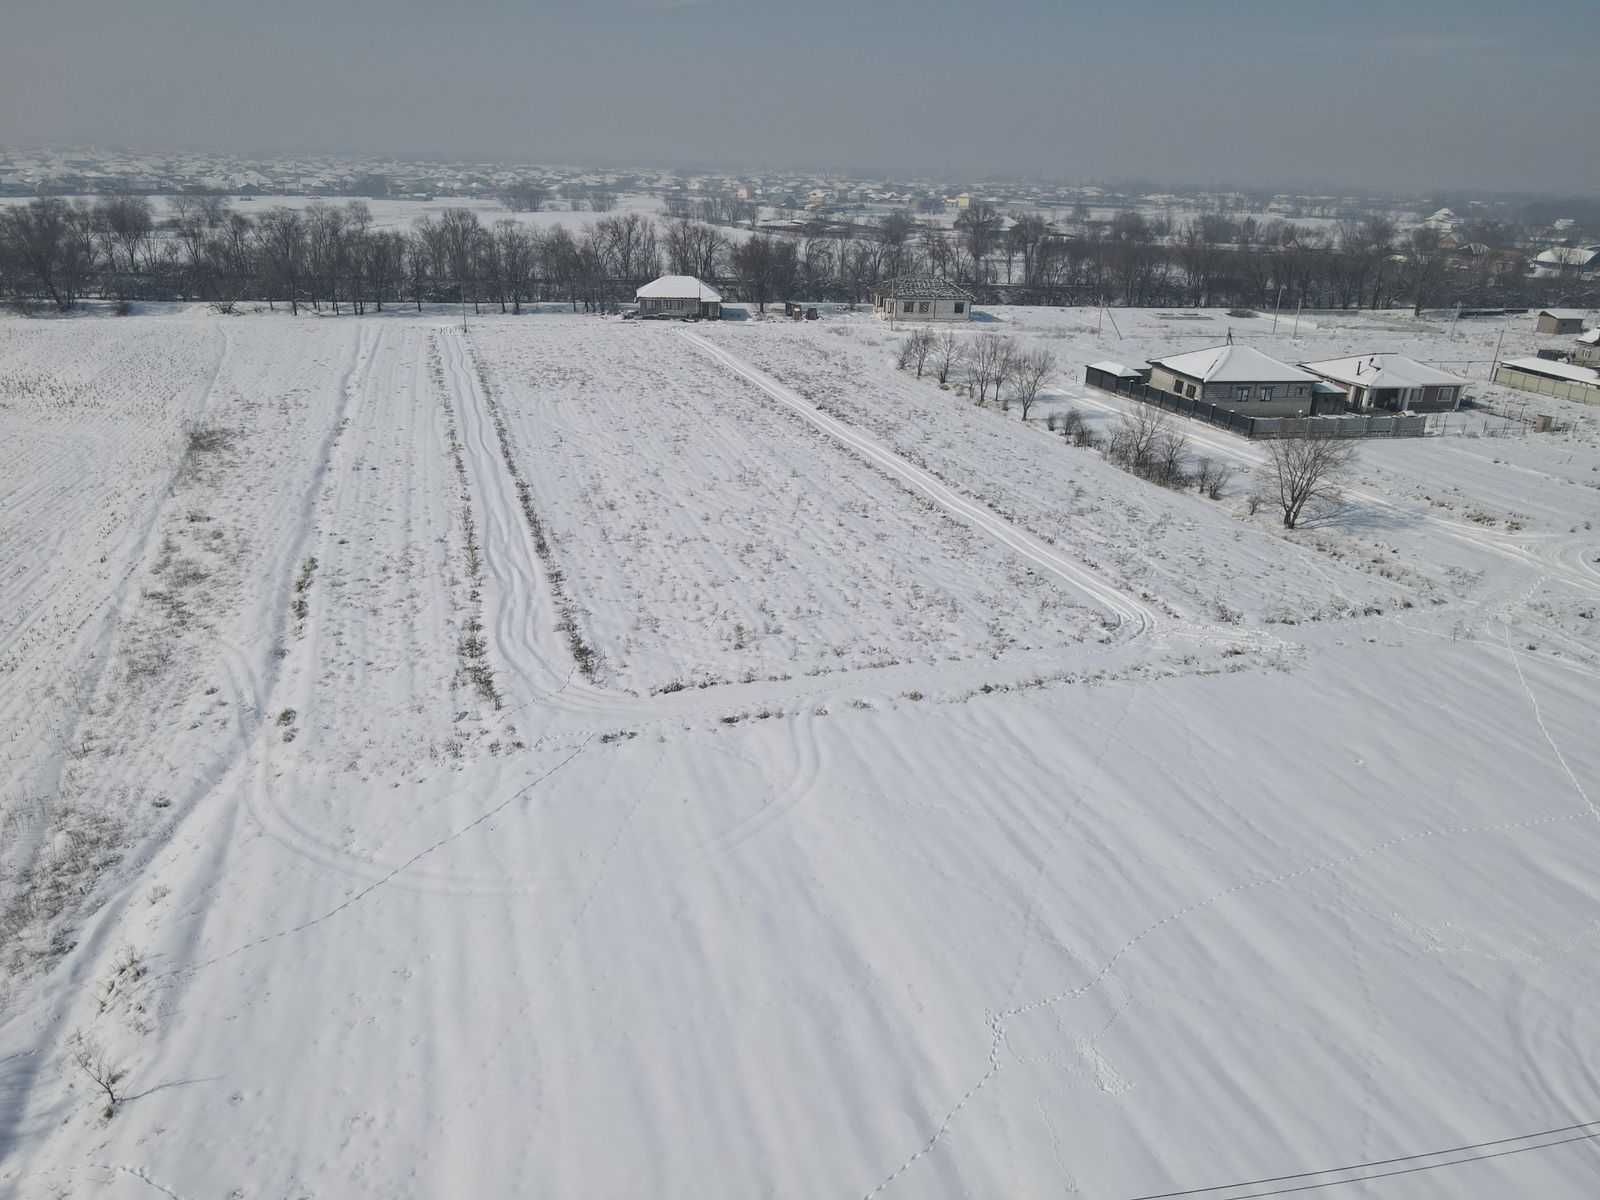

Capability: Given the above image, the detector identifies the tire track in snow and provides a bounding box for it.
[172,738,591,978]
[680,331,1159,639]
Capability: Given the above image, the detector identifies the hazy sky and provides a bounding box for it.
[4,0,1595,193]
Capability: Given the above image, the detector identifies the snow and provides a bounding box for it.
[2,303,1599,1199]
[1301,353,1468,390]
[1500,355,1600,385]
[635,275,723,302]
[1149,343,1321,384]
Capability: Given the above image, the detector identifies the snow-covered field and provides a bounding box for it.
[2,304,1599,1199]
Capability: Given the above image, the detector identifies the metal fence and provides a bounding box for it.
[1084,367,1428,440]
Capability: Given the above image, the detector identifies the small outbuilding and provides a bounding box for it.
[871,276,975,321]
[1535,308,1589,335]
[1301,354,1466,412]
[635,275,722,319]
[1147,344,1324,416]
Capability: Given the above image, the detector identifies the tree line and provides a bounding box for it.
[1,194,1592,316]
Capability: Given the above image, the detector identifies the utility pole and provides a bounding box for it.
[1293,295,1303,339]
[1490,321,1508,381]
[1272,285,1284,334]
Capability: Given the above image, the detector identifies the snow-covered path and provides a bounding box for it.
[683,329,1160,638]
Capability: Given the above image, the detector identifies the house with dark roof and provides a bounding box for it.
[871,276,975,321]
[1147,345,1332,416]
[1300,354,1466,412]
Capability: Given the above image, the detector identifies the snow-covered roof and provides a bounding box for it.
[1533,247,1600,267]
[636,275,722,302]
[1576,327,1600,345]
[1087,361,1142,378]
[1538,308,1590,321]
[1500,357,1600,385]
[1150,344,1318,384]
[1300,354,1466,391]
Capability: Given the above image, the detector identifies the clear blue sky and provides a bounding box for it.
[4,0,1594,192]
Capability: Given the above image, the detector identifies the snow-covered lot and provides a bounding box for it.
[2,305,1599,1199]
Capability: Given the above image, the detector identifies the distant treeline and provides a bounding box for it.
[1,196,1594,316]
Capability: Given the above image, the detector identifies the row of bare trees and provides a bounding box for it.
[3,193,1586,315]
[897,330,1059,419]
[0,196,721,314]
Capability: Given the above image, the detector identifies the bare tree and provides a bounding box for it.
[501,180,548,212]
[899,328,936,376]
[966,334,1013,406]
[993,339,1022,410]
[494,220,537,313]
[1108,405,1166,474]
[0,198,97,310]
[932,329,965,385]
[255,207,305,314]
[1267,436,1358,528]
[1194,456,1234,499]
[1010,347,1056,420]
[68,1031,127,1119]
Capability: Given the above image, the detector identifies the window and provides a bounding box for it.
[954,302,965,314]
[1293,385,1306,397]
[903,301,914,313]
[1260,386,1276,403]
[919,302,930,314]
[1234,385,1251,402]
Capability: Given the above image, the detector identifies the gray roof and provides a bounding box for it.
[875,275,975,301]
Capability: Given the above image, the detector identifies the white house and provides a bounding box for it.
[870,276,975,321]
[1300,354,1466,412]
[1147,344,1327,416]
[635,275,722,320]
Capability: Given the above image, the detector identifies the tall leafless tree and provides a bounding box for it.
[1267,436,1358,528]
[1010,347,1057,420]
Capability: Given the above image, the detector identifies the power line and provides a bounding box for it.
[1126,1118,1600,1200]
